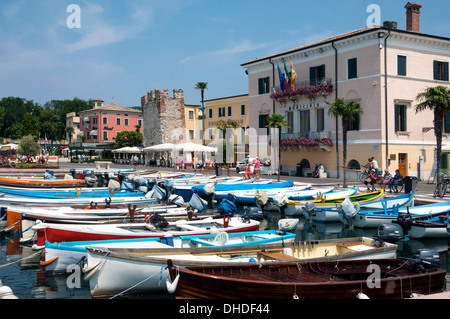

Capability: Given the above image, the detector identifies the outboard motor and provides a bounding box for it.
[244,206,263,221]
[70,168,76,178]
[408,249,441,273]
[396,210,412,241]
[84,171,96,187]
[163,179,174,198]
[303,201,315,220]
[375,223,403,244]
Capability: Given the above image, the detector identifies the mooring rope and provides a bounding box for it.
[0,222,38,246]
[109,266,167,299]
[0,251,41,269]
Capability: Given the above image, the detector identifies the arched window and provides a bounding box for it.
[348,159,360,170]
[300,159,310,169]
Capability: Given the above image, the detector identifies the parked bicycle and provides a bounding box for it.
[433,173,450,198]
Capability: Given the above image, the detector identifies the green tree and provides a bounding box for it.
[194,82,208,145]
[18,134,40,158]
[327,98,364,188]
[266,113,290,181]
[114,131,143,148]
[0,97,40,138]
[40,109,63,152]
[22,112,40,138]
[415,86,450,181]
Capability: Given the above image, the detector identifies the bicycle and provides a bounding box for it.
[359,169,370,183]
[433,173,450,198]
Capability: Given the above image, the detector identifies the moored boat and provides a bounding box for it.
[84,236,397,298]
[407,214,450,239]
[166,257,446,299]
[341,201,450,228]
[32,215,260,246]
[41,230,296,274]
[305,191,414,223]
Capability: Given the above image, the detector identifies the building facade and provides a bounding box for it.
[241,2,450,180]
[78,98,143,143]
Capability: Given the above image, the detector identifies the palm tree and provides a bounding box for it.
[194,82,208,145]
[415,86,450,182]
[266,113,290,181]
[327,98,363,188]
[65,126,75,160]
[217,119,241,176]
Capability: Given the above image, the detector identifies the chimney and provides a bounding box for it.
[405,2,422,32]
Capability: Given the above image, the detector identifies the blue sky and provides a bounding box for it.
[1,0,449,107]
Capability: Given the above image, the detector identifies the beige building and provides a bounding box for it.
[184,104,201,143]
[204,94,249,163]
[65,112,80,143]
[241,2,450,180]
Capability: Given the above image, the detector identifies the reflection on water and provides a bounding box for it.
[1,212,449,299]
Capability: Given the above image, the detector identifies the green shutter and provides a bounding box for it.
[397,56,407,76]
[433,61,439,80]
[348,58,357,79]
[395,104,399,131]
[310,67,316,85]
[444,62,449,81]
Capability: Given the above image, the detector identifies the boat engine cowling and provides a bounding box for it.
[376,223,403,243]
[411,249,441,269]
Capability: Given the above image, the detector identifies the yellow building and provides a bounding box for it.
[202,94,249,165]
[183,104,201,143]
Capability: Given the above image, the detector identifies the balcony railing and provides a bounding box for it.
[281,131,331,140]
[271,78,333,100]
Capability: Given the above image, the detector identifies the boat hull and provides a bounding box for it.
[168,259,446,299]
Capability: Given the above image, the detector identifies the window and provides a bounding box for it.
[434,61,449,81]
[299,110,310,133]
[347,58,357,79]
[310,65,325,85]
[103,132,108,140]
[347,104,360,131]
[188,110,194,120]
[208,128,214,139]
[286,112,294,133]
[138,120,142,127]
[240,104,246,115]
[208,109,213,118]
[189,130,194,140]
[445,112,450,134]
[317,109,325,131]
[124,119,128,126]
[103,117,107,125]
[93,117,97,125]
[227,106,232,117]
[259,114,269,135]
[199,129,203,140]
[258,77,270,94]
[116,118,121,125]
[395,104,407,132]
[96,102,102,107]
[218,107,225,118]
[397,55,407,76]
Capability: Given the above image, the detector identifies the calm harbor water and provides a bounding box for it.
[1,210,449,299]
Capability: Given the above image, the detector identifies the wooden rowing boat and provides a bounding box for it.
[305,191,414,223]
[41,230,296,274]
[167,258,446,299]
[0,176,86,188]
[83,236,397,297]
[286,188,382,216]
[32,216,260,246]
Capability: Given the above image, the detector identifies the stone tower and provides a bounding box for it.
[141,89,186,146]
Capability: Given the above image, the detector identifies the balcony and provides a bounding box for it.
[280,131,332,152]
[270,78,333,101]
[281,131,331,140]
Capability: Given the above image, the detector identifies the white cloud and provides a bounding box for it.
[64,2,153,52]
[180,40,267,64]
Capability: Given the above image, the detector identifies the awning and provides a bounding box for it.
[89,130,98,136]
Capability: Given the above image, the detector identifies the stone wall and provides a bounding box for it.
[141,89,186,146]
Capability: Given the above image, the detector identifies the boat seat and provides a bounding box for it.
[258,251,296,261]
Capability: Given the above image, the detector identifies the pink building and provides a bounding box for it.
[241,2,450,180]
[78,99,143,143]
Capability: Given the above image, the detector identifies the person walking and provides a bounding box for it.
[254,157,261,179]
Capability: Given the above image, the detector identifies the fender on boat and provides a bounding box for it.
[39,257,58,267]
[166,274,180,294]
[82,261,101,281]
